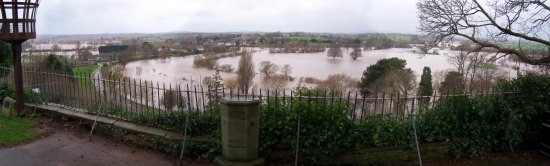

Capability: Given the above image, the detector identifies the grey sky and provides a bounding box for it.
[37,0,419,35]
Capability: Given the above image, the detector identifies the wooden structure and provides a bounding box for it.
[0,0,40,114]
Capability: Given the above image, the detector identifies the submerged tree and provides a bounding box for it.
[281,64,292,80]
[327,44,343,59]
[259,61,279,78]
[350,47,363,60]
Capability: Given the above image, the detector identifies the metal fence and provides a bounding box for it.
[0,66,513,125]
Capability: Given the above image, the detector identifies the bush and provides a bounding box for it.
[0,83,43,104]
[0,83,14,98]
[259,92,356,162]
[417,74,550,158]
[419,96,521,158]
[496,74,550,140]
[356,115,411,147]
[26,74,547,162]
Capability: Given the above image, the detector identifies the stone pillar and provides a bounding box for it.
[1,97,16,118]
[214,98,264,166]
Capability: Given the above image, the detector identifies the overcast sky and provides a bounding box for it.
[37,0,419,35]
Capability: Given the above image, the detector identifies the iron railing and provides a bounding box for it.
[0,66,514,126]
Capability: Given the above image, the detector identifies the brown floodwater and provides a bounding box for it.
[124,48,462,89]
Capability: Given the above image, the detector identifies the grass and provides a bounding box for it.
[72,64,99,88]
[73,64,99,77]
[0,115,37,147]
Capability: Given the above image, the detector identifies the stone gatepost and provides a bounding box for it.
[214,98,264,166]
[1,97,16,118]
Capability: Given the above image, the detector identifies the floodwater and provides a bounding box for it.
[124,48,464,89]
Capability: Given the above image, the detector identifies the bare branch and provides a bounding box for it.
[418,0,550,65]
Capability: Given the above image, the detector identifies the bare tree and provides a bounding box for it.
[79,50,94,62]
[448,51,483,84]
[142,42,157,56]
[158,46,171,59]
[316,74,359,93]
[51,44,62,52]
[327,44,343,59]
[119,46,135,68]
[236,51,255,93]
[350,47,363,60]
[448,42,500,92]
[418,0,550,65]
[262,75,287,91]
[432,69,450,91]
[281,64,292,80]
[259,61,279,78]
[75,41,82,51]
[224,77,238,91]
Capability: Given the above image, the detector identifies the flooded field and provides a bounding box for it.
[123,48,510,89]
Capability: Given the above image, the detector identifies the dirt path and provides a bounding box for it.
[0,123,177,166]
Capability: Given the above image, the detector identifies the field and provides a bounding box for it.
[73,64,99,76]
[276,36,331,42]
[386,34,413,42]
[72,64,99,87]
[500,42,548,51]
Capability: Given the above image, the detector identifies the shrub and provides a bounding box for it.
[356,115,411,147]
[417,74,550,158]
[496,74,550,140]
[259,91,356,162]
[0,83,43,104]
[419,96,521,158]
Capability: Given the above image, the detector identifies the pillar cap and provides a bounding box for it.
[221,97,260,105]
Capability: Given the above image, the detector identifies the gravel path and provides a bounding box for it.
[0,125,176,166]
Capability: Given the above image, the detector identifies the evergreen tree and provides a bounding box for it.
[209,69,224,107]
[440,71,464,94]
[360,57,408,95]
[417,67,433,97]
[42,54,73,74]
[418,67,433,108]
